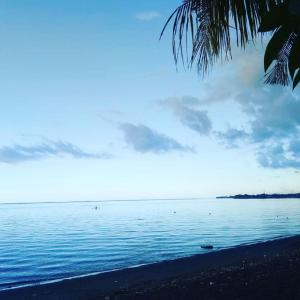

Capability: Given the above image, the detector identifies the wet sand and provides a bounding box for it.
[1,235,300,300]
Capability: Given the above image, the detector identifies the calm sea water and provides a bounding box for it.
[1,198,300,290]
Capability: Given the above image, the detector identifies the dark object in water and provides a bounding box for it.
[201,245,214,250]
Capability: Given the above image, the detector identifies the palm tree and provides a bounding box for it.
[161,0,300,89]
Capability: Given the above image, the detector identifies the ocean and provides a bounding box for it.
[1,198,300,290]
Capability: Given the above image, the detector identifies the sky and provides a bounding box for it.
[0,0,299,203]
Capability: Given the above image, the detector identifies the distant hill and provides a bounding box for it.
[217,193,300,199]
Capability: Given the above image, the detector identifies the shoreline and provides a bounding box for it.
[0,234,294,292]
[1,235,300,300]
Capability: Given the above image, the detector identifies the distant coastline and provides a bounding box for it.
[217,193,300,199]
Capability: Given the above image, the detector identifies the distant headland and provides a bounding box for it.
[217,193,300,199]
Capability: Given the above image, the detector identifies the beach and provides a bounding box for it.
[1,235,300,300]
[2,1,300,299]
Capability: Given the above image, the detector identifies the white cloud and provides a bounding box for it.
[257,142,300,169]
[160,45,300,170]
[207,48,300,169]
[135,11,161,21]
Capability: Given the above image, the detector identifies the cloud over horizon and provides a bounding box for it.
[181,45,300,170]
[119,123,193,154]
[156,47,300,170]
[215,82,300,169]
[257,141,300,169]
[0,141,112,164]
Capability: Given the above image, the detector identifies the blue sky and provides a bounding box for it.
[0,0,299,202]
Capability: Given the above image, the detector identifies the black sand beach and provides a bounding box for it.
[1,235,300,300]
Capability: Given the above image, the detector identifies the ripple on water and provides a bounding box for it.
[0,198,300,290]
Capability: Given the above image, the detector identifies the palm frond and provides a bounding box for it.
[264,32,297,86]
[161,0,284,76]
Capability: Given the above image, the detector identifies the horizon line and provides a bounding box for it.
[0,197,214,205]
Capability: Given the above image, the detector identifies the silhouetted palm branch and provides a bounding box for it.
[161,0,300,89]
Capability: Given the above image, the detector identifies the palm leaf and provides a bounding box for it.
[160,0,300,88]
[264,31,296,85]
[264,25,292,72]
[258,2,289,32]
[161,0,284,76]
[288,35,300,79]
[293,69,300,89]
